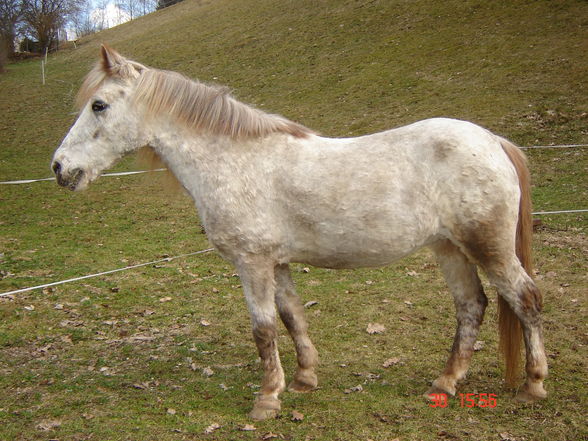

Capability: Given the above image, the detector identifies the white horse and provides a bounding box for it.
[52,46,547,420]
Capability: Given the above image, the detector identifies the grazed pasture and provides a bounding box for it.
[1,0,586,439]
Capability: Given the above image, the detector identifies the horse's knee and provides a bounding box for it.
[253,323,278,349]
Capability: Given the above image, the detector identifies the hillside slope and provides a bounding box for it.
[1,0,587,180]
[72,0,588,138]
[0,2,586,440]
[1,0,586,225]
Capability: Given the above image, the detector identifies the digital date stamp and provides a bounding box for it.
[428,393,497,408]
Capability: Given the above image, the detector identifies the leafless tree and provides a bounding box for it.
[0,0,22,57]
[117,0,155,21]
[69,0,96,38]
[0,35,7,71]
[138,0,155,16]
[21,0,80,52]
[91,0,109,32]
[116,0,135,20]
[2,0,157,53]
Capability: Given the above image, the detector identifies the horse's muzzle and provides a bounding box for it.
[52,161,84,191]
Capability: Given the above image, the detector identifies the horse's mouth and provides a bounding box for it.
[68,169,85,190]
[56,168,85,191]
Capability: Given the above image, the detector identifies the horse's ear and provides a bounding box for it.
[100,44,126,74]
[100,44,146,78]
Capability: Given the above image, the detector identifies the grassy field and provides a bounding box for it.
[1,0,587,440]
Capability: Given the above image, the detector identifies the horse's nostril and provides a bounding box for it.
[52,161,62,175]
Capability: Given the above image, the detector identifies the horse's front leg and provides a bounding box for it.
[275,264,319,392]
[238,259,286,420]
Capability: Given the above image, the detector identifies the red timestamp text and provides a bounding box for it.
[428,393,497,408]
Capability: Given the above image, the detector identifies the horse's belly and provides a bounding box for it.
[287,223,437,269]
[294,248,413,269]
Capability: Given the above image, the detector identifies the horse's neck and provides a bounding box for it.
[149,129,280,207]
[151,130,224,186]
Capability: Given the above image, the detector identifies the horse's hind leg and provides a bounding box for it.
[455,219,548,400]
[237,259,286,420]
[485,261,548,401]
[428,240,488,397]
[274,264,319,392]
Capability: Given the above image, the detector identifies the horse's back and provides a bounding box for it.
[275,118,520,268]
[348,118,521,220]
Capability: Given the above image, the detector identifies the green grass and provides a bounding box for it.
[1,0,587,440]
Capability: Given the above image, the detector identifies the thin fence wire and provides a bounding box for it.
[1,144,586,185]
[521,144,588,150]
[1,144,585,298]
[2,207,587,298]
[532,209,588,215]
[0,248,215,298]
[1,169,166,185]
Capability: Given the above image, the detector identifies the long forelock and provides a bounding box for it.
[75,63,109,110]
[131,68,314,139]
[75,60,145,110]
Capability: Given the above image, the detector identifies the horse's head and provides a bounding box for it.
[52,45,148,191]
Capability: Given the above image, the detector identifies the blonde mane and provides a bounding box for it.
[136,69,314,139]
[76,62,314,140]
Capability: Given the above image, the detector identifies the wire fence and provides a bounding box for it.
[0,249,215,298]
[520,143,588,150]
[1,208,586,298]
[1,144,586,186]
[1,169,166,185]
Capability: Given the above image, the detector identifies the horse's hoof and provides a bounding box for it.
[424,386,446,400]
[424,381,456,399]
[515,382,547,402]
[249,397,281,421]
[249,407,280,421]
[288,370,318,393]
[288,379,317,393]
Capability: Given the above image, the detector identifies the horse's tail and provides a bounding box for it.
[497,136,534,386]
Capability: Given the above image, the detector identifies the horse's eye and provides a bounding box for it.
[91,100,109,112]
